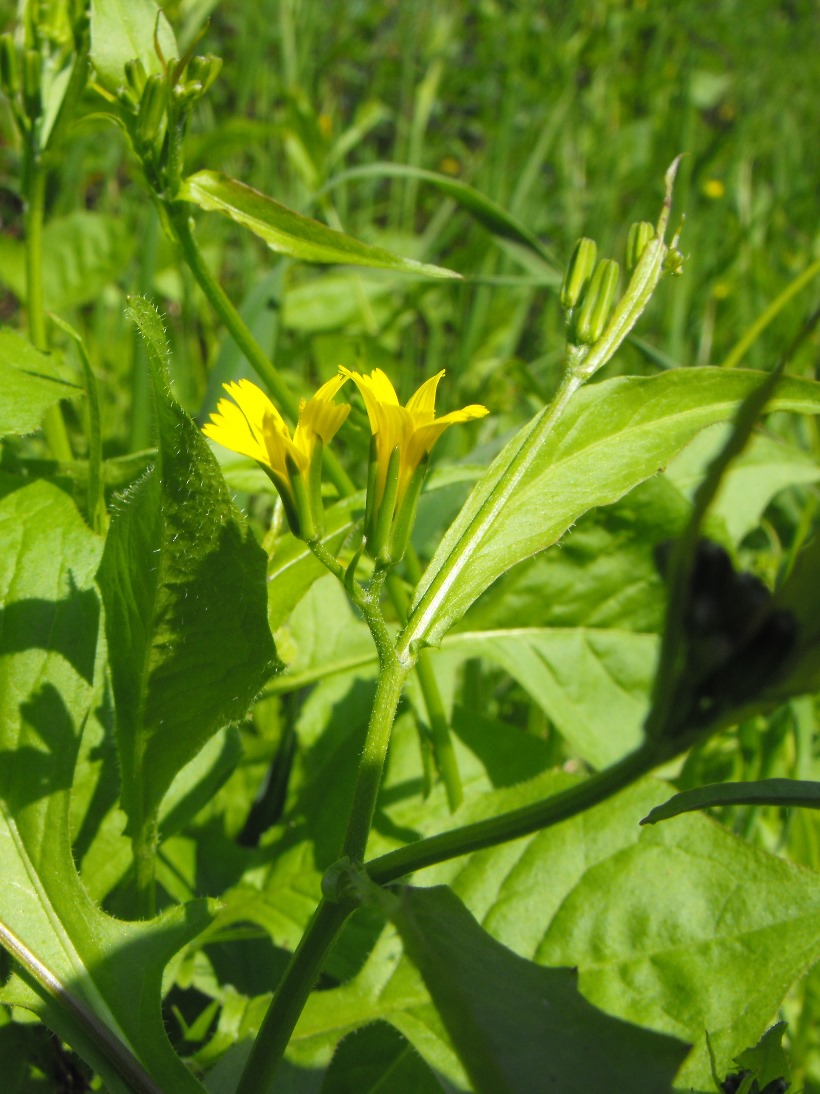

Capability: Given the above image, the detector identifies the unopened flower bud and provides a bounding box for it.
[574,259,620,345]
[0,35,19,97]
[136,73,168,145]
[187,54,222,94]
[125,58,148,98]
[22,49,42,120]
[626,221,655,273]
[560,237,597,311]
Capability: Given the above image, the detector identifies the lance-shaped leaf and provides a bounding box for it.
[352,880,689,1094]
[406,368,820,649]
[176,171,460,277]
[0,477,211,1092]
[97,297,279,838]
[641,778,820,825]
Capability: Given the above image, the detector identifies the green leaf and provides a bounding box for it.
[406,368,820,649]
[320,163,559,270]
[641,778,820,825]
[90,0,178,91]
[0,477,211,1092]
[0,213,134,310]
[176,171,460,277]
[378,884,689,1094]
[0,330,80,437]
[320,1023,448,1093]
[733,1022,791,1089]
[97,297,279,835]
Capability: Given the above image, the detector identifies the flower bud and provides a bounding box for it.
[560,237,597,311]
[626,221,654,273]
[574,259,620,345]
[125,57,148,99]
[187,54,222,94]
[22,49,42,121]
[0,35,19,97]
[136,73,168,145]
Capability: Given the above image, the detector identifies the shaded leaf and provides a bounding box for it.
[381,884,689,1094]
[0,477,210,1092]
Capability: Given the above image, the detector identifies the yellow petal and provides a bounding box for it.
[406,370,445,424]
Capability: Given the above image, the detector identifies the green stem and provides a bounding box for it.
[24,151,73,461]
[341,654,412,862]
[234,900,351,1094]
[168,204,354,497]
[132,812,158,919]
[365,741,661,885]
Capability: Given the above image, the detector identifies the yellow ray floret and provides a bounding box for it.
[339,367,488,561]
[339,367,488,505]
[203,376,349,539]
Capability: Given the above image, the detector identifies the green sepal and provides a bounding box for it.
[363,433,380,539]
[187,53,222,94]
[258,462,301,539]
[560,237,597,312]
[369,445,401,563]
[306,433,325,538]
[575,258,620,345]
[626,221,655,273]
[388,453,429,564]
[22,48,41,120]
[124,57,148,99]
[285,452,316,542]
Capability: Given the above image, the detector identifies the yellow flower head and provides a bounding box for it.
[340,367,488,562]
[202,376,349,540]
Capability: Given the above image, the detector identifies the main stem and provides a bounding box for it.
[234,900,351,1094]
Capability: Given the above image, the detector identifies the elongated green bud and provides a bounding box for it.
[0,35,19,97]
[125,57,148,98]
[574,259,620,345]
[560,237,597,311]
[22,49,42,120]
[187,54,222,94]
[626,221,654,273]
[369,446,401,563]
[136,72,168,145]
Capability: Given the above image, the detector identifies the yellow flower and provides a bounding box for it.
[203,376,349,540]
[340,367,488,563]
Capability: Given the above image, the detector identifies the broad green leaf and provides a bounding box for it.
[0,330,80,437]
[733,1022,790,1089]
[641,778,820,825]
[90,0,178,91]
[320,1023,448,1093]
[380,884,688,1094]
[321,163,559,270]
[0,213,134,310]
[406,368,820,649]
[97,297,279,835]
[177,171,460,277]
[536,796,820,1088]
[0,477,211,1092]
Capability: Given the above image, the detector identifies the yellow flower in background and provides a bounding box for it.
[340,367,488,563]
[203,376,349,540]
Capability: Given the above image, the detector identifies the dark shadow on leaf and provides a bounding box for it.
[0,683,80,810]
[0,578,99,684]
